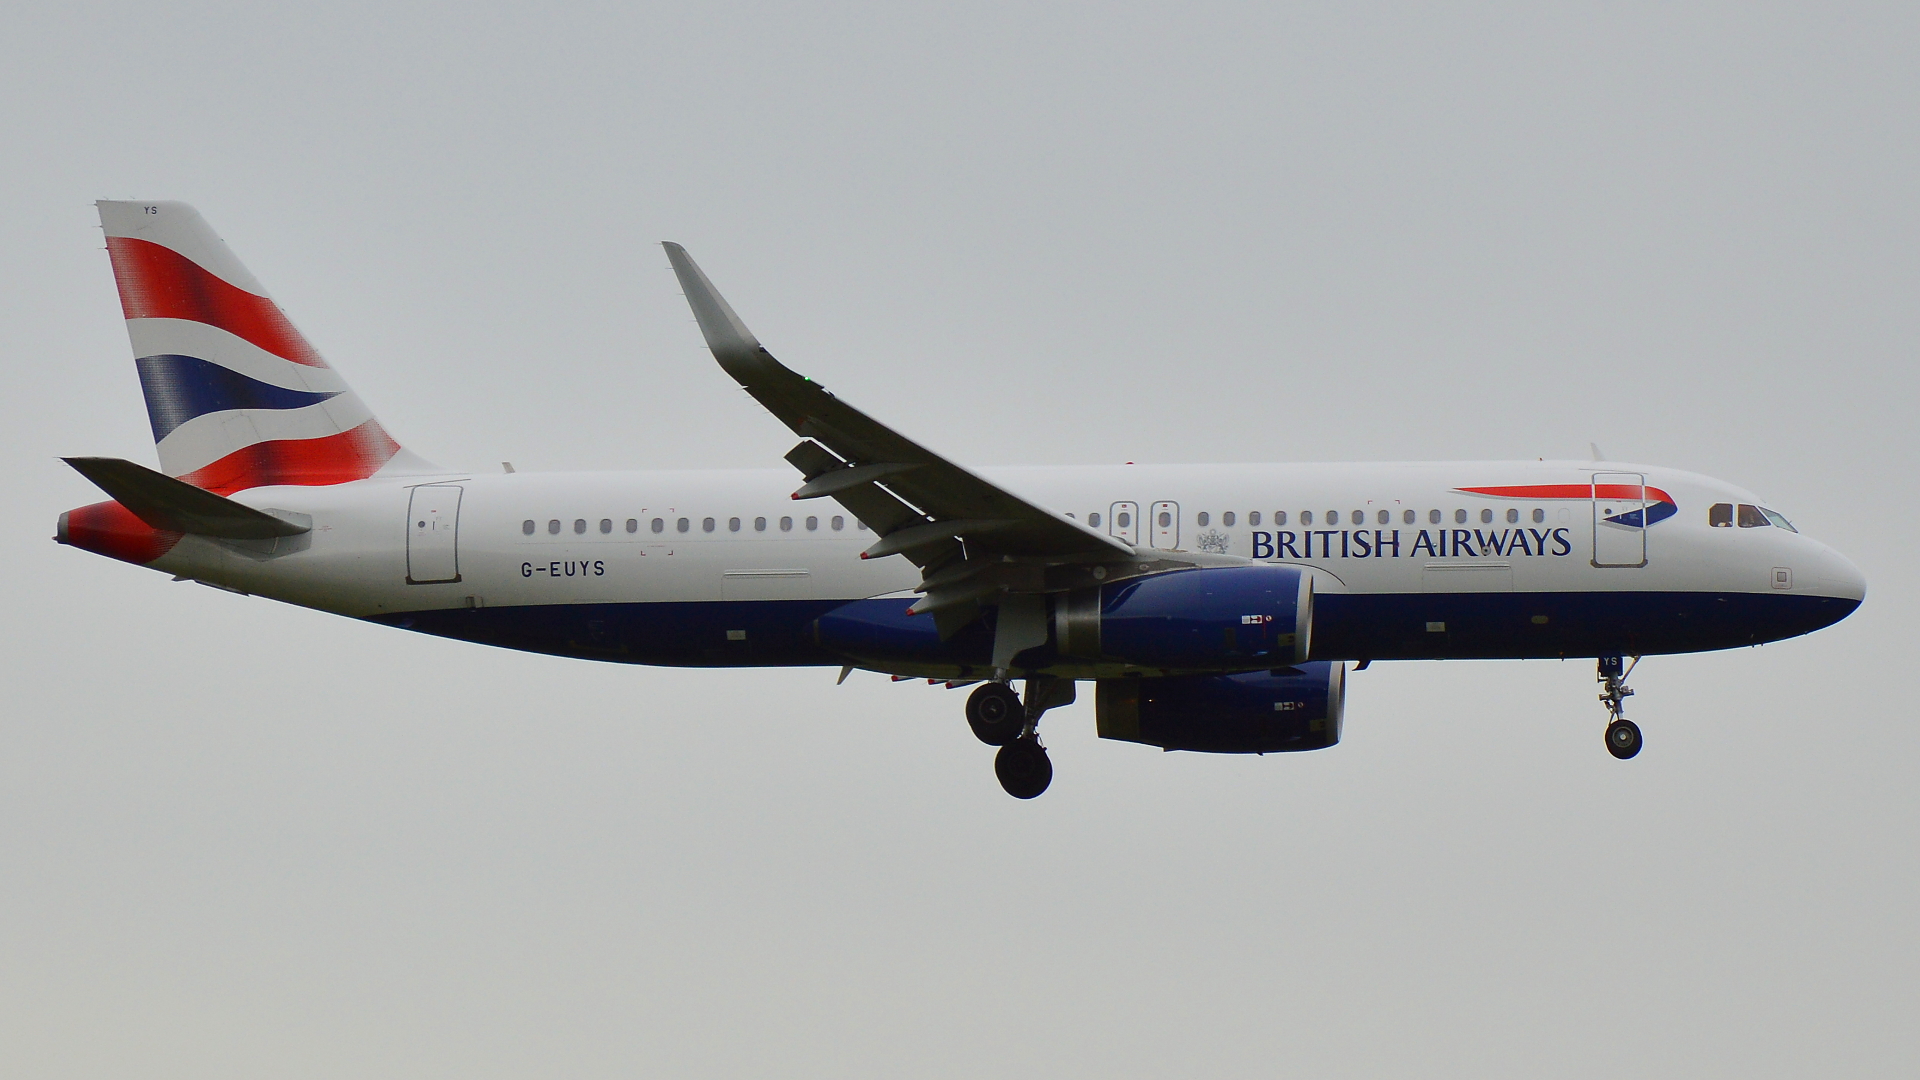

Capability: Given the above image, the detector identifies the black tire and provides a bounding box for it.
[994,736,1053,799]
[966,682,1025,746]
[1606,718,1643,760]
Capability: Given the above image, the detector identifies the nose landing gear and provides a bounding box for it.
[968,676,1074,798]
[1598,656,1642,759]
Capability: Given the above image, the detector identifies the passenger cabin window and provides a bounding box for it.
[1377,510,1389,525]
[676,517,690,533]
[806,516,819,531]
[755,516,767,531]
[627,518,638,533]
[1088,512,1101,528]
[831,515,845,530]
[780,516,793,531]
[1274,511,1287,525]
[1116,511,1131,528]
[1737,504,1768,528]
[1429,509,1441,524]
[1454,509,1467,524]
[574,519,587,534]
[1223,511,1236,527]
[1301,511,1313,525]
[1350,510,1363,525]
[1249,512,1262,526]
[702,517,715,532]
[1505,508,1519,524]
[729,517,742,532]
[1326,510,1337,524]
[651,518,664,533]
[1403,509,1415,524]
[1709,503,1734,528]
[1158,511,1172,527]
[1197,512,1210,527]
[1480,509,1493,524]
[600,518,613,534]
[522,519,535,535]
[1532,508,1545,524]
[548,519,561,535]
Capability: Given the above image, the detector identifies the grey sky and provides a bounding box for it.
[4,3,1916,1076]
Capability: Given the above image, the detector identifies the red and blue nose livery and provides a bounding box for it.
[1458,484,1679,528]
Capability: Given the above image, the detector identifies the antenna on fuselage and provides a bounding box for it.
[1589,442,1605,462]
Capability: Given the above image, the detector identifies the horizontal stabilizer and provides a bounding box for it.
[62,457,311,538]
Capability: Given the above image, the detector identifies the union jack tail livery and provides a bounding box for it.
[98,200,431,494]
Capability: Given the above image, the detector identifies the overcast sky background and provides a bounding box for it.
[3,3,1916,1077]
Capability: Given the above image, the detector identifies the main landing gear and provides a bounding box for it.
[1598,655,1643,760]
[965,683,1024,746]
[966,677,1074,798]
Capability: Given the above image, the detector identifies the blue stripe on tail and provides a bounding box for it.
[135,354,341,443]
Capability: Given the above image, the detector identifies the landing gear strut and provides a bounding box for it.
[1598,656,1642,760]
[970,676,1074,798]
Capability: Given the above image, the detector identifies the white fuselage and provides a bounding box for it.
[131,458,1860,669]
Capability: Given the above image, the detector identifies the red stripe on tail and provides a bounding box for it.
[106,236,328,368]
[179,420,402,495]
[59,500,184,565]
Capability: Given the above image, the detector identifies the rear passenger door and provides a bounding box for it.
[406,484,463,584]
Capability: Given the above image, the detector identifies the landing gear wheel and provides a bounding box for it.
[966,682,1025,746]
[994,736,1053,799]
[1606,718,1643,760]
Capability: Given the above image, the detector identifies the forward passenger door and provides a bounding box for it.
[1591,472,1648,568]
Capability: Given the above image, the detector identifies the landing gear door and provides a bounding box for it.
[407,484,463,584]
[1109,502,1140,547]
[1150,501,1180,550]
[1591,472,1647,568]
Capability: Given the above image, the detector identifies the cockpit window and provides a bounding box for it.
[1737,504,1768,528]
[1760,508,1798,533]
[1708,503,1733,528]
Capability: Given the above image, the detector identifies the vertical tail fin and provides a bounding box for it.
[98,200,431,494]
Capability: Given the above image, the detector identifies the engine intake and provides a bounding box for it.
[1096,662,1346,753]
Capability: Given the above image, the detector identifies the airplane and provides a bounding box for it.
[56,201,1867,798]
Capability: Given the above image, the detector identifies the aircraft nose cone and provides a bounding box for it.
[1825,549,1867,603]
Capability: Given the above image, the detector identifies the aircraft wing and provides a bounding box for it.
[663,243,1135,630]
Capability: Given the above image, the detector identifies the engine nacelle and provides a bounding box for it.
[1095,662,1346,753]
[1057,565,1312,670]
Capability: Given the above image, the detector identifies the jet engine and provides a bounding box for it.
[1054,565,1312,670]
[812,564,1313,675]
[1095,662,1346,753]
